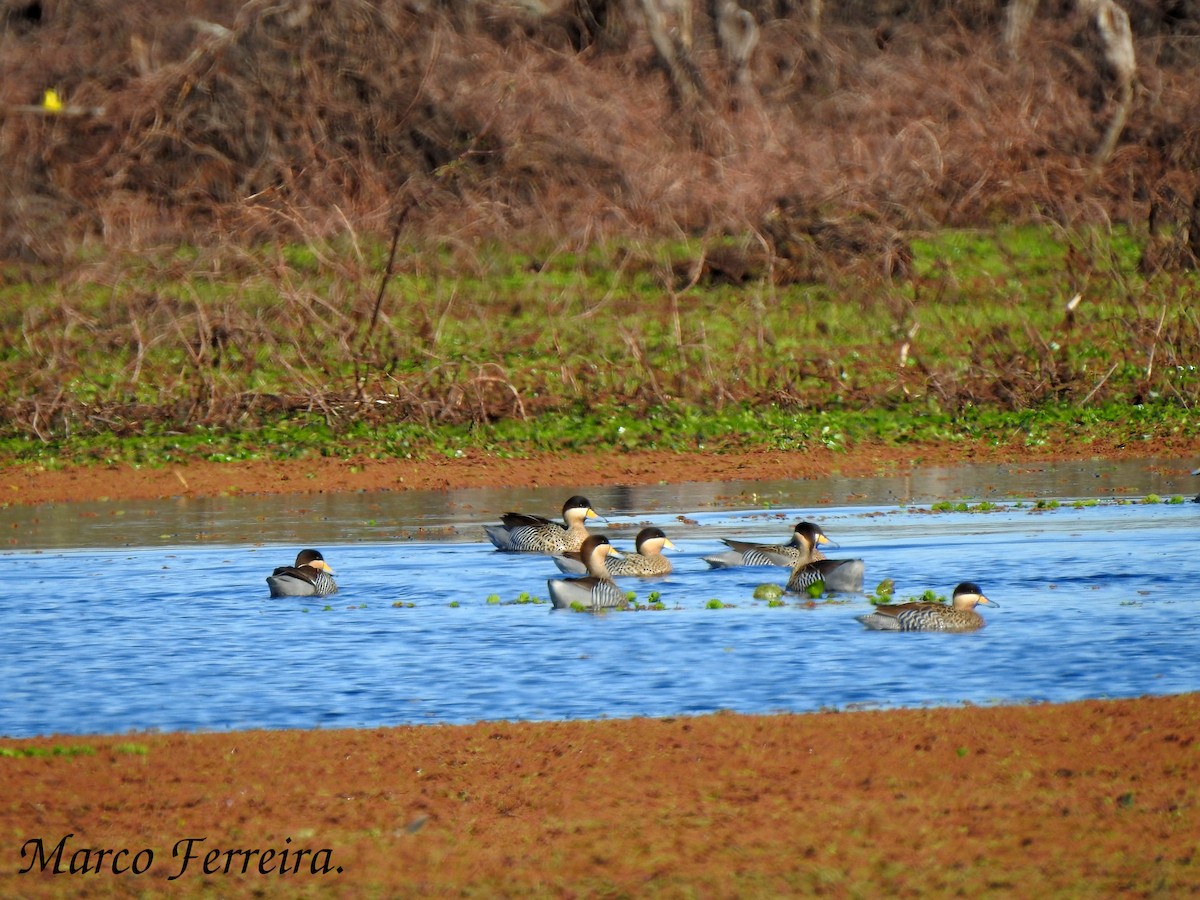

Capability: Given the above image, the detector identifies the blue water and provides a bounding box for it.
[3,468,1197,738]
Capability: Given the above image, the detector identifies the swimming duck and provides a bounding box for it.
[856,582,996,632]
[552,526,676,577]
[548,536,631,611]
[786,556,866,594]
[267,549,338,598]
[485,495,602,553]
[703,521,833,568]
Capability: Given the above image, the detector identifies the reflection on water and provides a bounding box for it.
[1,457,1197,738]
[2,456,1195,551]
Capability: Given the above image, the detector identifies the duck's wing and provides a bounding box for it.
[499,512,559,529]
[705,540,795,568]
[548,576,629,611]
[788,559,865,593]
[855,602,914,630]
[551,551,588,575]
[856,601,955,631]
[267,565,337,598]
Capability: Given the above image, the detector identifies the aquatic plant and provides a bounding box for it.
[932,500,1004,513]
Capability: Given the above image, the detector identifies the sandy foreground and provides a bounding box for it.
[3,439,1199,897]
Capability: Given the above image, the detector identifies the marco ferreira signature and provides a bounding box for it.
[19,834,343,879]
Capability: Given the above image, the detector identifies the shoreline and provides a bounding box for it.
[5,694,1199,895]
[4,437,1199,508]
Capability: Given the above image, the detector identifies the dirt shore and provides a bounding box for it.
[4,439,1199,897]
[5,697,1199,897]
[4,435,1199,507]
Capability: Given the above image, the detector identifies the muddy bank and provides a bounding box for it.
[4,695,1198,897]
[5,437,1199,507]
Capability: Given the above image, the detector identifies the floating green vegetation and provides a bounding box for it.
[705,599,728,609]
[870,586,947,606]
[630,591,667,611]
[1035,499,1060,510]
[753,583,784,601]
[448,601,460,608]
[767,598,787,608]
[931,500,1003,513]
[489,591,546,606]
[1142,493,1161,504]
[391,601,415,608]
[0,745,97,759]
[1071,498,1100,508]
[804,581,826,600]
[865,579,895,605]
[908,589,949,604]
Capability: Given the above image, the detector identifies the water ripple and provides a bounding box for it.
[2,479,1198,737]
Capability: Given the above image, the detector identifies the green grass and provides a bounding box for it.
[1,226,1197,467]
[0,745,96,759]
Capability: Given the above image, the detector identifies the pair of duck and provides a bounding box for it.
[709,520,996,631]
[487,497,997,629]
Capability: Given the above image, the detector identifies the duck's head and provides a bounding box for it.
[295,548,334,574]
[951,582,995,609]
[579,535,622,572]
[792,522,833,552]
[634,527,676,555]
[563,495,605,524]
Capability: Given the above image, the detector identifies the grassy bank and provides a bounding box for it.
[2,227,1197,468]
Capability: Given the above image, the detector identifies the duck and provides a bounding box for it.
[548,536,631,611]
[552,526,676,577]
[856,582,996,632]
[267,549,338,597]
[485,495,602,553]
[704,521,833,568]
[786,556,866,594]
